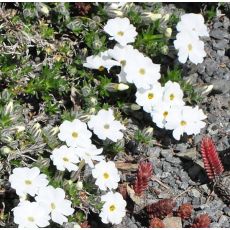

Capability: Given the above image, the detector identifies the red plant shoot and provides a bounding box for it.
[200,136,224,180]
[133,161,153,196]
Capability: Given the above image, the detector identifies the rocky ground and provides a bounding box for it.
[0,2,229,228]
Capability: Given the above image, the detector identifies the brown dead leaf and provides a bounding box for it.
[126,185,144,206]
[115,161,138,171]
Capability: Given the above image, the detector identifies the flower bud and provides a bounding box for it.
[73,223,81,228]
[163,14,170,21]
[76,181,83,190]
[50,126,59,136]
[5,101,13,114]
[90,97,97,106]
[1,146,11,154]
[117,83,129,91]
[37,3,50,15]
[160,45,169,55]
[143,127,154,137]
[142,12,162,21]
[105,83,129,92]
[165,28,172,38]
[89,107,96,114]
[15,125,25,133]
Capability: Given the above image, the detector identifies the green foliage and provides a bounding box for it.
[205,5,216,21]
[134,129,151,144]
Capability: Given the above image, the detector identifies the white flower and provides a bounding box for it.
[88,109,125,142]
[92,160,120,191]
[174,32,206,64]
[176,13,209,37]
[58,119,92,148]
[83,52,119,71]
[188,106,207,135]
[104,17,137,46]
[151,102,173,128]
[99,191,126,225]
[135,82,163,113]
[107,44,139,67]
[76,144,104,168]
[9,167,48,197]
[13,201,50,228]
[165,106,207,140]
[50,145,80,172]
[123,53,161,89]
[35,186,74,225]
[162,81,185,107]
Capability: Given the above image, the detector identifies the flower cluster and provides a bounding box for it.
[9,167,74,227]
[84,17,160,91]
[52,108,125,171]
[84,17,207,141]
[174,13,209,64]
[52,112,126,225]
[91,160,126,224]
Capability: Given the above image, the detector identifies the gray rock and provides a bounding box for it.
[218,215,229,225]
[160,149,173,158]
[223,207,230,216]
[165,156,181,165]
[211,79,230,94]
[162,161,172,172]
[210,222,221,228]
[148,146,161,158]
[223,16,230,29]
[190,188,201,198]
[217,50,225,57]
[211,210,224,222]
[192,197,200,205]
[213,39,229,50]
[213,22,223,28]
[205,59,218,76]
[180,182,189,190]
[188,164,202,179]
[210,29,229,40]
[197,64,206,74]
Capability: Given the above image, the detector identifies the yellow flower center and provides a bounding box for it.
[72,132,78,139]
[169,94,175,101]
[98,66,104,71]
[51,202,56,210]
[103,172,110,179]
[63,157,69,162]
[27,216,35,222]
[120,60,126,66]
[163,111,168,118]
[180,120,187,126]
[104,124,110,129]
[139,68,145,75]
[25,180,32,185]
[148,93,154,100]
[188,43,193,51]
[117,31,124,36]
[109,204,116,212]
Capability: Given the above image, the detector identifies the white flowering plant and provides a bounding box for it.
[1,2,218,228]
